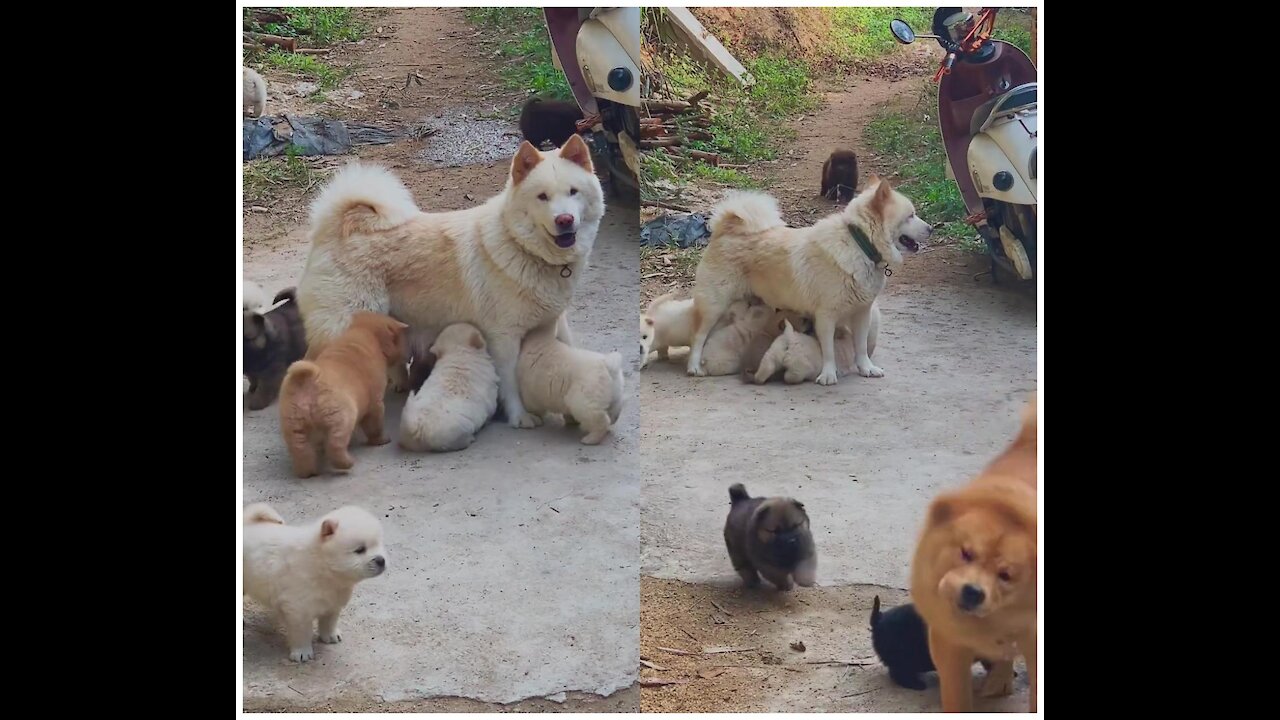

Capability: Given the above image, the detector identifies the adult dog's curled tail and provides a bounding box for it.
[728,483,751,503]
[309,163,419,245]
[244,503,284,525]
[710,191,786,237]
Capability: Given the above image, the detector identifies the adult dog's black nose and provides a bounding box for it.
[958,584,985,611]
[374,555,386,569]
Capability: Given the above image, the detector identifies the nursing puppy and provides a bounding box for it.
[297,135,604,428]
[748,303,878,384]
[243,66,267,117]
[399,323,498,452]
[519,96,585,149]
[911,394,1038,712]
[700,303,803,377]
[244,288,308,410]
[723,483,817,591]
[820,148,858,202]
[869,596,996,692]
[518,323,625,445]
[243,504,387,663]
[278,312,408,477]
[687,178,930,384]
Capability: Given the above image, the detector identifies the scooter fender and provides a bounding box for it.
[575,8,641,106]
[967,113,1037,205]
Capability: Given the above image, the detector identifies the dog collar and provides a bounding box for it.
[847,224,892,276]
[847,224,883,267]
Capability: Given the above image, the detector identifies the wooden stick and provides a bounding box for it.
[685,89,710,106]
[640,138,682,149]
[685,149,719,165]
[244,31,297,52]
[295,48,328,55]
[642,200,692,213]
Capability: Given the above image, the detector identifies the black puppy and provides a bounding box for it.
[519,97,584,149]
[870,596,996,691]
[820,149,859,202]
[243,288,307,410]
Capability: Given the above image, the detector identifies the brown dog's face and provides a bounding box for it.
[924,499,1035,619]
[753,498,809,545]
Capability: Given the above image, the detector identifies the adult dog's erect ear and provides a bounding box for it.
[511,141,543,185]
[559,134,594,173]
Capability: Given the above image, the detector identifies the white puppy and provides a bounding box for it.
[243,279,269,313]
[243,67,267,117]
[699,302,784,376]
[518,324,624,445]
[750,302,880,384]
[399,323,499,452]
[639,293,695,368]
[243,504,387,663]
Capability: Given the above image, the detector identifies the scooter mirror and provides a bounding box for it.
[890,19,915,44]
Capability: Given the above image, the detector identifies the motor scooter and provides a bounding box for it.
[543,8,641,204]
[891,8,1037,281]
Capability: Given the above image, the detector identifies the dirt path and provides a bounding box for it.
[638,53,1035,712]
[242,9,638,712]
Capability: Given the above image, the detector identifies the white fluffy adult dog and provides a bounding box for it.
[518,324,624,444]
[686,177,930,384]
[297,135,604,427]
[243,504,387,663]
[399,323,499,452]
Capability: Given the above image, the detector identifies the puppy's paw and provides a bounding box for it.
[815,369,839,386]
[856,361,885,378]
[330,456,355,471]
[289,645,316,663]
[317,631,342,644]
[580,431,608,445]
[687,363,708,377]
[978,670,1014,698]
[510,412,541,429]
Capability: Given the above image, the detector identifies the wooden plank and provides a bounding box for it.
[663,8,754,87]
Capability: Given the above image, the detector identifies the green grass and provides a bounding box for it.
[993,26,1032,57]
[691,164,760,188]
[250,7,366,46]
[243,155,323,204]
[826,6,935,62]
[465,7,572,100]
[261,49,345,89]
[863,82,982,249]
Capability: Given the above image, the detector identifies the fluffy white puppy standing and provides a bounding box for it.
[518,324,624,445]
[242,504,387,663]
[243,67,267,117]
[639,293,696,368]
[750,302,880,384]
[399,323,499,452]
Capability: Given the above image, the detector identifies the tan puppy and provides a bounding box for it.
[911,394,1038,712]
[748,303,879,384]
[278,312,408,477]
[700,303,804,377]
[518,324,624,445]
[723,483,817,591]
[243,504,387,663]
[243,67,267,117]
[399,323,498,452]
[296,135,604,428]
[687,178,930,384]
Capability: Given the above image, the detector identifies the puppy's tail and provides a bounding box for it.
[605,351,625,423]
[728,483,750,503]
[710,191,785,238]
[308,163,419,247]
[870,595,882,628]
[272,286,297,305]
[282,360,321,393]
[644,291,680,315]
[244,503,284,525]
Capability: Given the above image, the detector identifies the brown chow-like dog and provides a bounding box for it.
[723,483,817,591]
[519,97,584,149]
[820,149,858,202]
[911,393,1038,712]
[244,288,307,410]
[279,312,408,477]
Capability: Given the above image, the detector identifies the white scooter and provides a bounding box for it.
[543,7,641,204]
[891,8,1037,281]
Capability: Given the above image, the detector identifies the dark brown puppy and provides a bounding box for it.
[244,288,307,410]
[519,97,585,149]
[820,149,859,202]
[723,483,817,590]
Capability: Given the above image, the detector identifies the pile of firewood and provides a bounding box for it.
[640,91,720,167]
[242,9,328,56]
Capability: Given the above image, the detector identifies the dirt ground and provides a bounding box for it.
[242,8,637,711]
[637,39,1037,713]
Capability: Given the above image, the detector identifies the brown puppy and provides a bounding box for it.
[820,149,858,202]
[278,312,408,478]
[244,288,307,410]
[723,483,817,591]
[519,97,584,149]
[911,393,1038,712]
